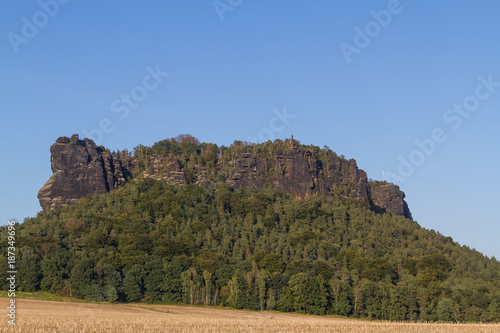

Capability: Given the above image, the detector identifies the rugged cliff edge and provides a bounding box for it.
[37,134,131,212]
[370,184,412,219]
[227,148,371,206]
[38,135,412,219]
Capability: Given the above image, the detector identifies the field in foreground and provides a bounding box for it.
[1,298,499,333]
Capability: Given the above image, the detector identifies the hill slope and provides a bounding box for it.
[1,135,499,322]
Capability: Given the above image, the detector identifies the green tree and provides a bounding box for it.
[40,249,70,293]
[70,258,93,298]
[180,267,200,305]
[288,273,311,313]
[18,247,41,292]
[329,271,353,316]
[104,285,118,303]
[437,297,454,322]
[162,256,188,302]
[256,270,269,310]
[360,279,382,319]
[221,274,240,308]
[144,257,164,302]
[123,264,145,302]
[202,270,213,306]
[84,284,103,302]
[311,274,328,315]
[259,253,284,273]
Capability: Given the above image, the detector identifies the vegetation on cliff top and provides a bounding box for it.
[112,135,345,181]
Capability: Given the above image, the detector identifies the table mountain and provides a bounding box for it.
[38,134,411,219]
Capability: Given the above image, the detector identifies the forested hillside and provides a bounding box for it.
[1,138,499,322]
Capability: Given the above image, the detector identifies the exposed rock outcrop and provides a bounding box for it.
[37,134,130,212]
[226,148,411,218]
[227,149,323,198]
[322,155,371,207]
[370,184,412,219]
[142,155,186,185]
[38,135,412,219]
[227,153,266,189]
[227,148,372,207]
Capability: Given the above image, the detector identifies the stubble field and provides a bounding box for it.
[1,298,499,333]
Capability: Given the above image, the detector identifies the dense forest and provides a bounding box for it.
[1,137,499,322]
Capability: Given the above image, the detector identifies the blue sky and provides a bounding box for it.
[1,1,499,258]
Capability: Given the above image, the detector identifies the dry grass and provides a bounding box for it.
[0,298,498,332]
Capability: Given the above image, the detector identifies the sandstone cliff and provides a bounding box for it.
[38,135,412,219]
[226,148,411,219]
[37,134,130,212]
[370,184,412,219]
[227,148,371,206]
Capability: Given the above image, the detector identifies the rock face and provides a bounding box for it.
[37,134,130,212]
[226,148,411,218]
[227,148,371,206]
[38,135,412,219]
[370,184,412,219]
[142,155,186,185]
[227,149,324,197]
[321,154,371,207]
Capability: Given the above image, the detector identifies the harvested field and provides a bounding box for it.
[0,298,498,332]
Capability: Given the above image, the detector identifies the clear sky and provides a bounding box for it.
[1,1,499,258]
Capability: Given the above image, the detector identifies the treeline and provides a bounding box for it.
[110,135,344,182]
[1,178,499,322]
